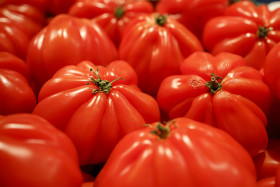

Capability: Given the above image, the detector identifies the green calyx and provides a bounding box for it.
[205,73,223,95]
[150,120,176,139]
[257,25,273,39]
[155,15,167,26]
[115,6,125,19]
[86,66,123,94]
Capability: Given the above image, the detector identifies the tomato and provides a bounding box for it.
[263,42,280,101]
[0,4,45,59]
[254,138,280,180]
[32,60,161,165]
[0,113,83,187]
[155,0,228,39]
[119,13,203,96]
[94,117,257,187]
[258,177,276,187]
[1,0,76,15]
[69,0,154,47]
[157,51,272,157]
[0,52,36,115]
[27,14,118,93]
[202,1,280,70]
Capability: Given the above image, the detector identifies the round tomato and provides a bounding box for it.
[0,113,83,187]
[157,51,272,157]
[27,14,118,92]
[257,177,276,187]
[263,42,280,101]
[94,117,257,187]
[156,0,228,39]
[119,13,203,96]
[0,52,36,115]
[202,1,280,70]
[69,0,154,47]
[33,60,160,165]
[0,4,45,59]
[254,138,280,180]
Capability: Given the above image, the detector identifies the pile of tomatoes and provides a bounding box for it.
[1,0,280,186]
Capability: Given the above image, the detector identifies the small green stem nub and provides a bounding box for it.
[155,15,167,26]
[150,120,176,139]
[115,6,125,19]
[257,25,273,39]
[86,66,124,94]
[205,73,223,95]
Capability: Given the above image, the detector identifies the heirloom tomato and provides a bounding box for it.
[0,0,76,15]
[263,42,280,101]
[119,13,203,96]
[254,138,280,180]
[94,118,257,187]
[157,51,272,157]
[0,52,36,115]
[156,0,228,39]
[27,14,118,92]
[0,113,83,187]
[33,60,160,165]
[257,177,276,187]
[69,0,154,47]
[0,4,45,59]
[203,1,280,70]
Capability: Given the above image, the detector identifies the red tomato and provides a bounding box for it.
[0,4,45,59]
[33,60,161,165]
[119,13,203,96]
[1,0,76,15]
[263,42,280,101]
[157,51,272,157]
[254,138,280,180]
[156,0,228,39]
[0,113,83,187]
[69,0,154,46]
[94,117,257,187]
[258,177,276,187]
[0,52,36,115]
[27,14,118,92]
[202,1,280,70]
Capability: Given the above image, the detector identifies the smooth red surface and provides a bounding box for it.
[0,113,83,187]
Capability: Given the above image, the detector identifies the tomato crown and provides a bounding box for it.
[149,120,176,139]
[86,66,124,94]
[205,73,223,95]
[155,14,167,26]
[257,25,273,39]
[115,6,125,19]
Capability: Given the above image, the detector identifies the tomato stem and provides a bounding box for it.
[155,15,167,26]
[150,120,176,139]
[115,6,125,19]
[205,73,223,95]
[86,66,124,94]
[257,25,273,39]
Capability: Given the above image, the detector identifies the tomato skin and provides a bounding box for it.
[263,42,280,101]
[33,60,160,165]
[157,52,272,157]
[119,13,203,96]
[254,138,280,181]
[94,117,257,187]
[257,177,276,187]
[0,113,83,187]
[156,0,228,39]
[0,52,36,115]
[69,0,154,46]
[1,0,76,15]
[27,14,118,92]
[202,1,280,70]
[0,4,45,59]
